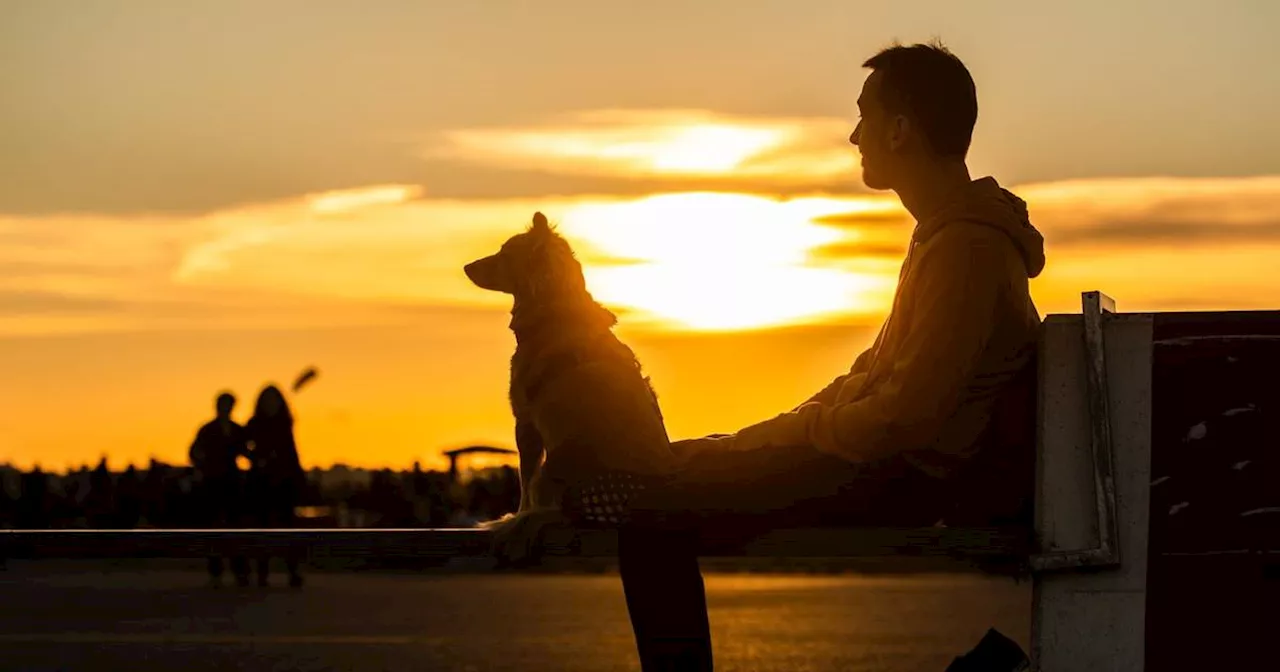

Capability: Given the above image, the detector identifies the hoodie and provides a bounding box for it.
[744,177,1045,479]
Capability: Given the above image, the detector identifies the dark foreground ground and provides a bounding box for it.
[0,561,1030,672]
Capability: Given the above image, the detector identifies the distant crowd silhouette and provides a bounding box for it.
[0,386,522,585]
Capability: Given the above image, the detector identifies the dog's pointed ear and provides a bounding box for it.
[531,212,550,233]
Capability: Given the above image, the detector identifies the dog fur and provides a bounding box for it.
[464,212,678,563]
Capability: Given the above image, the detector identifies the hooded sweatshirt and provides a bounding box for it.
[767,177,1045,479]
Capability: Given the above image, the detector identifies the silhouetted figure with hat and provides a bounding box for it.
[188,391,251,587]
[245,384,306,588]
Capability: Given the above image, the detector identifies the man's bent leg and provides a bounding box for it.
[617,524,713,672]
[615,444,943,671]
[658,445,944,533]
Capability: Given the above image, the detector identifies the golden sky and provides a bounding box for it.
[2,2,1279,471]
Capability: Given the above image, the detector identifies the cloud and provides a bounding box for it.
[1013,176,1280,258]
[425,109,858,187]
[174,184,426,280]
[1048,218,1280,246]
[0,261,120,280]
[809,175,1280,249]
[808,241,908,261]
[0,291,127,316]
[4,174,1280,337]
[307,185,424,215]
[811,209,910,228]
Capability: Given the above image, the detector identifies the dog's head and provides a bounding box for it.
[464,212,588,301]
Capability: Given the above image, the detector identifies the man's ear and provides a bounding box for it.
[888,115,910,152]
[531,211,550,233]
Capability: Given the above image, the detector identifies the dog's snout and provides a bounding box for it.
[464,258,489,284]
[465,253,511,292]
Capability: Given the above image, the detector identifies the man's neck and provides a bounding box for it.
[894,160,973,224]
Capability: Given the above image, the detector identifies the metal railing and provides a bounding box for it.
[1,525,1030,562]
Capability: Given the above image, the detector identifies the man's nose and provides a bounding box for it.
[849,121,862,147]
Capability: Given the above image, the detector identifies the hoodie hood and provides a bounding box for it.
[913,177,1046,278]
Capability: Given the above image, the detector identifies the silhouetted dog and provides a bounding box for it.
[465,212,678,564]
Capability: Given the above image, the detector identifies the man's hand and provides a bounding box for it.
[669,434,736,462]
[729,403,819,453]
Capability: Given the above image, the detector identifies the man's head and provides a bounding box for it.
[850,41,977,190]
[214,391,235,419]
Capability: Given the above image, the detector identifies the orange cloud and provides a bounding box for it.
[4,175,1280,338]
[427,109,857,184]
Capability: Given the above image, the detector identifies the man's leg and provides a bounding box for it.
[280,495,304,587]
[253,492,271,585]
[617,524,712,672]
[225,484,251,586]
[206,556,224,582]
[203,479,226,585]
[657,444,943,531]
[615,445,944,671]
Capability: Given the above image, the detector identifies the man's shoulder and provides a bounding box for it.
[911,224,1012,273]
[197,419,246,435]
[922,218,1010,248]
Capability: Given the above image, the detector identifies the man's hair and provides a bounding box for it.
[863,40,977,158]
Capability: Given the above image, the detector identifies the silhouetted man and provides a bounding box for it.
[189,391,250,587]
[617,42,1045,671]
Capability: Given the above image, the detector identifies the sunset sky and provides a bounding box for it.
[3,1,1279,472]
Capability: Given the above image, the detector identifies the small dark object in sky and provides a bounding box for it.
[945,628,1030,671]
[292,366,319,393]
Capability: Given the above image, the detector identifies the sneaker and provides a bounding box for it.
[946,629,1030,672]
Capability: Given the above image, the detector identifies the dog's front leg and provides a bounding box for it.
[515,420,545,512]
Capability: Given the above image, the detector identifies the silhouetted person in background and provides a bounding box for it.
[86,458,116,528]
[115,465,142,528]
[615,42,1044,671]
[245,384,305,588]
[17,466,50,529]
[188,391,250,587]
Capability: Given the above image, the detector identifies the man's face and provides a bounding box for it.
[849,70,898,191]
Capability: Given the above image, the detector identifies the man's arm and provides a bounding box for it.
[735,230,1004,462]
[188,427,206,468]
[793,373,848,410]
[222,424,249,464]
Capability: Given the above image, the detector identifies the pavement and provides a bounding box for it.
[0,561,1030,671]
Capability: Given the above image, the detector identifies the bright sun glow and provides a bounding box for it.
[559,193,892,331]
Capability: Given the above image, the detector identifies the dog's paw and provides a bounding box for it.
[487,511,556,569]
[477,513,516,531]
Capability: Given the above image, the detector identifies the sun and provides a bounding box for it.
[558,193,893,331]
